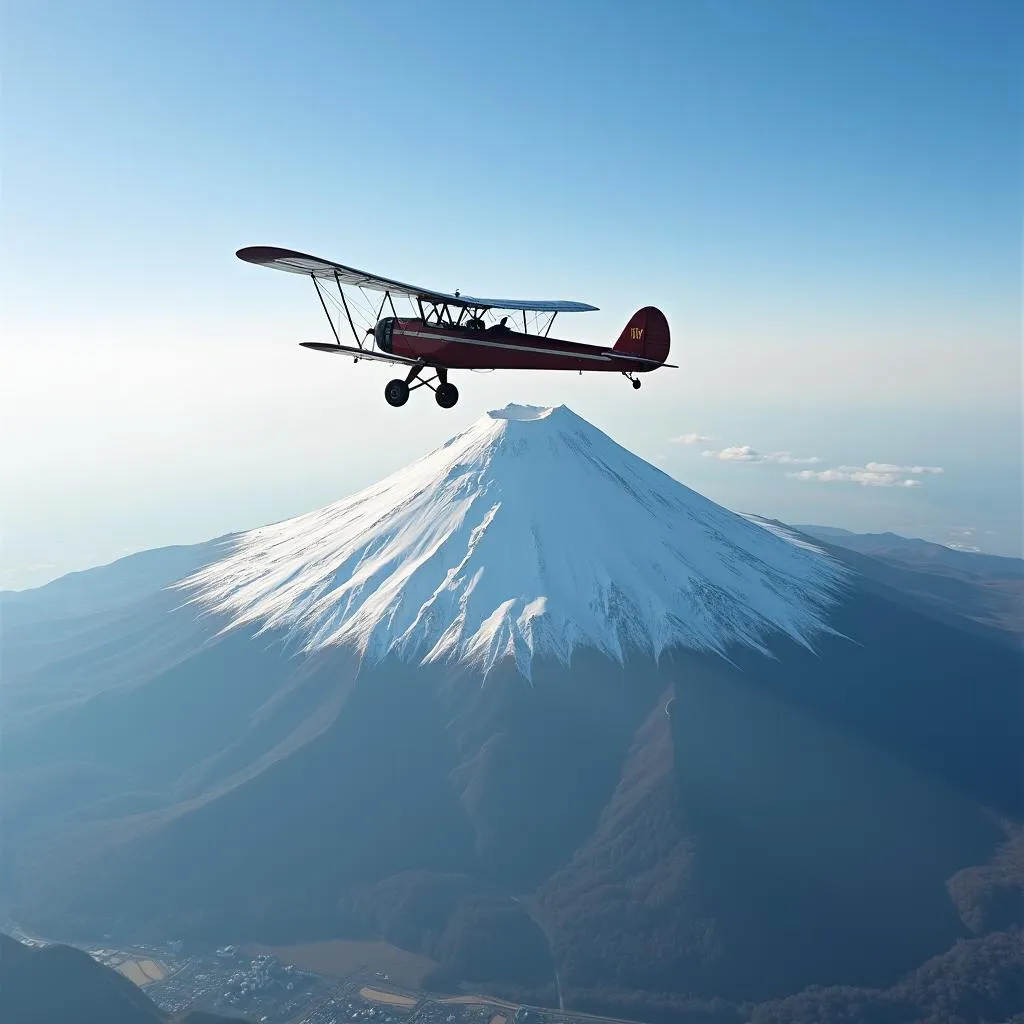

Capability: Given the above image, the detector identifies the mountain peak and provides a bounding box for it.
[486,402,561,421]
[184,405,847,677]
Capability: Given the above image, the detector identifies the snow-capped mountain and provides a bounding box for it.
[184,404,846,677]
[5,403,1021,1014]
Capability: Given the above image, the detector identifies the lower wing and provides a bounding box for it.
[299,342,424,367]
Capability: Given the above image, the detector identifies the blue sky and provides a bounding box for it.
[2,0,1021,587]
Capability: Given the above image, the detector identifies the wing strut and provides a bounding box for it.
[333,271,362,349]
[310,272,369,350]
[311,274,341,346]
[371,288,398,328]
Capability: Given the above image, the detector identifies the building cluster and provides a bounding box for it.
[47,934,626,1024]
[144,946,320,1021]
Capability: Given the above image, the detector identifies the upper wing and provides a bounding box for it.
[237,246,598,313]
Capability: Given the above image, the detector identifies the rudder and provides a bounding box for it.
[613,307,670,364]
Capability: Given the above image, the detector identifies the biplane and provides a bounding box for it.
[237,246,674,409]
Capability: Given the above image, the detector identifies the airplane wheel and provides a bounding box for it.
[632,378,641,390]
[385,379,409,407]
[435,382,459,409]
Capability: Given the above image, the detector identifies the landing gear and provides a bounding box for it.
[383,366,459,409]
[623,371,641,390]
[632,378,641,390]
[384,378,409,407]
[435,382,459,409]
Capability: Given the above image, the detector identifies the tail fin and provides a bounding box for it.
[613,307,670,364]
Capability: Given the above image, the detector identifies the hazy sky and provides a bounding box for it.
[2,0,1021,589]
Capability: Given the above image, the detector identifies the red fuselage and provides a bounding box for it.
[374,317,662,374]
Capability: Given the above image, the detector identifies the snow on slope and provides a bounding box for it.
[183,404,847,678]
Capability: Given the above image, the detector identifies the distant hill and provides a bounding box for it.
[795,525,1024,577]
[1,538,231,622]
[794,525,1023,640]
[0,933,247,1024]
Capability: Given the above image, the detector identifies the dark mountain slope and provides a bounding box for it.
[534,570,1021,1002]
[1,627,363,911]
[746,927,1024,1024]
[438,652,669,889]
[723,581,1023,818]
[14,659,479,944]
[339,872,554,990]
[5,567,1021,1003]
[536,684,712,995]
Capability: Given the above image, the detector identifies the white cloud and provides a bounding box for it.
[696,439,941,488]
[787,462,943,487]
[703,446,821,465]
[704,445,762,462]
[864,462,944,475]
[671,432,715,445]
[769,452,824,465]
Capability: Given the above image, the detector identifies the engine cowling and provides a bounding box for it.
[374,317,396,353]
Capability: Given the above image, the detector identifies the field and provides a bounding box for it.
[244,938,437,988]
[359,986,419,1008]
[116,958,166,986]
